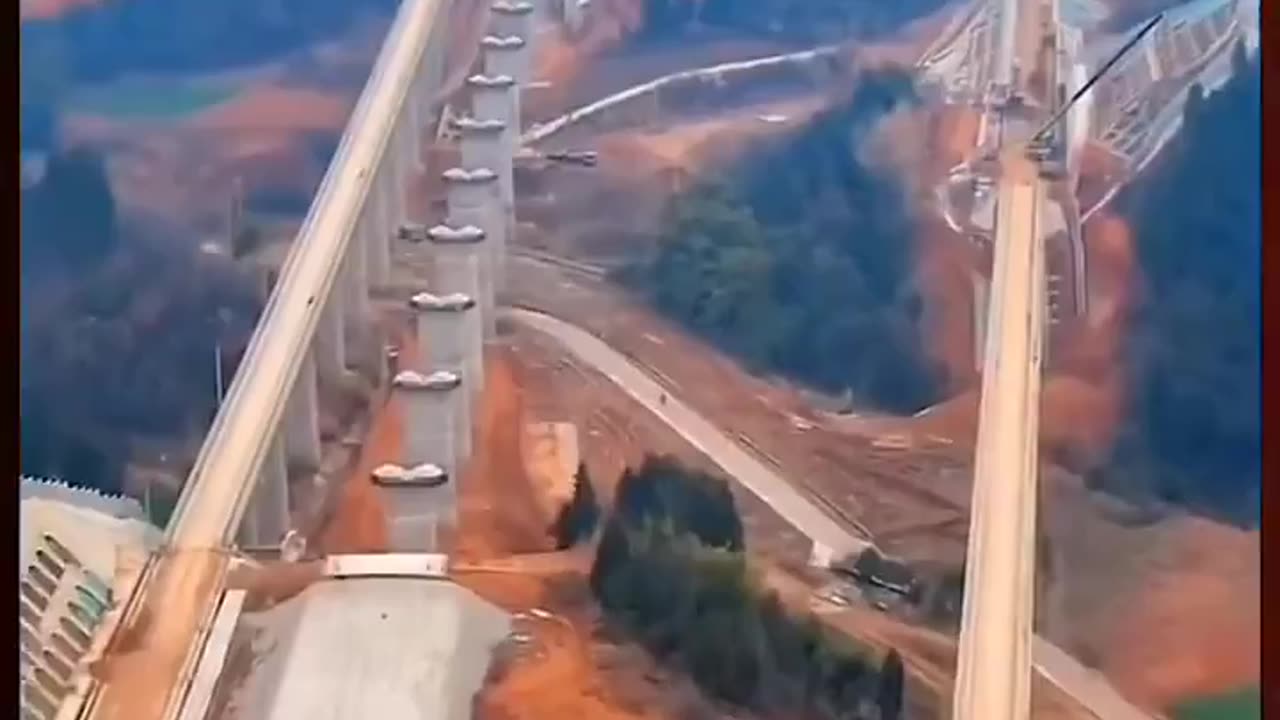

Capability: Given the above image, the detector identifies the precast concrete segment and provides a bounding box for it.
[393,370,463,479]
[952,175,1042,720]
[455,117,515,289]
[467,74,519,155]
[371,463,452,552]
[419,226,491,350]
[482,35,531,95]
[410,292,477,460]
[283,352,322,471]
[489,1,535,40]
[442,168,503,315]
[455,117,513,210]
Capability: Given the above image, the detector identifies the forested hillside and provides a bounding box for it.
[20,146,262,493]
[1095,46,1260,525]
[636,0,949,44]
[20,0,396,148]
[628,68,942,413]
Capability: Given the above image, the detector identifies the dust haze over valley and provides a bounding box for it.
[19,0,1260,717]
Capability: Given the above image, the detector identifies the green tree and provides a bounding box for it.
[877,649,905,720]
[551,463,601,549]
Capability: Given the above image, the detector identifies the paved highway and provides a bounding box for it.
[508,305,1153,720]
[506,306,868,559]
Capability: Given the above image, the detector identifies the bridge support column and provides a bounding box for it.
[386,124,410,257]
[490,2,535,42]
[365,175,392,288]
[443,166,503,318]
[404,90,425,174]
[421,10,449,109]
[246,433,290,548]
[454,121,511,293]
[284,352,322,472]
[468,74,519,162]
[394,369,464,479]
[315,291,347,383]
[425,224,491,349]
[973,272,990,373]
[482,36,528,125]
[561,0,584,33]
[342,243,370,342]
[410,291,479,458]
[373,463,450,553]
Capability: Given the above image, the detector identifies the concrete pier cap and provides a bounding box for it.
[466,73,517,90]
[481,34,530,85]
[442,167,500,206]
[371,462,450,488]
[410,291,477,312]
[452,116,507,136]
[393,369,463,392]
[426,224,487,245]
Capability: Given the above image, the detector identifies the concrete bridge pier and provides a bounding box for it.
[467,74,519,160]
[481,36,529,123]
[393,369,464,479]
[561,0,585,33]
[284,352,323,472]
[314,290,347,383]
[403,86,426,174]
[243,432,290,548]
[456,117,514,280]
[373,463,452,553]
[410,291,479,458]
[973,272,990,372]
[340,234,371,340]
[442,168,502,324]
[490,1,535,41]
[453,122,512,292]
[385,124,411,253]
[363,177,393,288]
[424,224,491,348]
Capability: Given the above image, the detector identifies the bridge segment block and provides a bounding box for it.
[409,292,478,459]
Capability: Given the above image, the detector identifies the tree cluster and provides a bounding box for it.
[551,463,602,549]
[627,69,941,414]
[1093,45,1261,525]
[589,455,904,719]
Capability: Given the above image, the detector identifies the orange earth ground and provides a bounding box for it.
[313,327,722,720]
